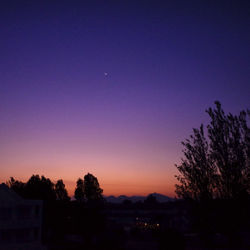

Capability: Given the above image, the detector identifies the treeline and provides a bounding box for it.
[6,173,108,248]
[7,173,103,203]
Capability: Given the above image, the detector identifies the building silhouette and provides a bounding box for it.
[0,183,45,250]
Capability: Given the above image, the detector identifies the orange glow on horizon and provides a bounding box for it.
[0,152,179,198]
[0,167,177,198]
[64,178,176,197]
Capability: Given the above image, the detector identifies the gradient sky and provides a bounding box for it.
[1,0,250,197]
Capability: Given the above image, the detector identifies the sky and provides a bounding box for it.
[0,0,250,197]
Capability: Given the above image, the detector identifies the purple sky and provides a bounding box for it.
[1,0,250,196]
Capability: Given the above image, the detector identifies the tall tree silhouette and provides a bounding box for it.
[83,173,103,202]
[175,125,215,201]
[207,102,250,199]
[175,101,250,200]
[55,179,70,201]
[74,178,85,202]
[8,175,57,200]
[25,175,56,200]
[74,173,103,203]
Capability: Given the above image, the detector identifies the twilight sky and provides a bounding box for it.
[0,0,250,197]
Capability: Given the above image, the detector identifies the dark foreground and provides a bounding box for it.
[1,184,250,250]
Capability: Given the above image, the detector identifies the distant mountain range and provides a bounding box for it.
[104,193,174,203]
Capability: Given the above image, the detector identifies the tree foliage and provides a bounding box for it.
[74,178,85,202]
[7,175,69,201]
[175,101,250,201]
[7,177,26,197]
[74,173,103,202]
[25,175,56,200]
[83,173,103,202]
[55,179,70,201]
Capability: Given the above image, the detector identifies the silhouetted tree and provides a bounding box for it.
[83,173,103,202]
[7,177,26,198]
[74,178,85,202]
[7,175,56,200]
[55,179,70,201]
[25,175,56,200]
[175,101,250,200]
[207,102,250,199]
[175,125,215,201]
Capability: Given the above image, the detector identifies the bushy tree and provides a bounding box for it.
[25,175,56,200]
[74,173,103,202]
[8,175,57,200]
[74,178,85,202]
[175,125,215,201]
[175,101,250,200]
[55,179,70,201]
[83,173,103,202]
[207,102,250,199]
[7,177,26,198]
